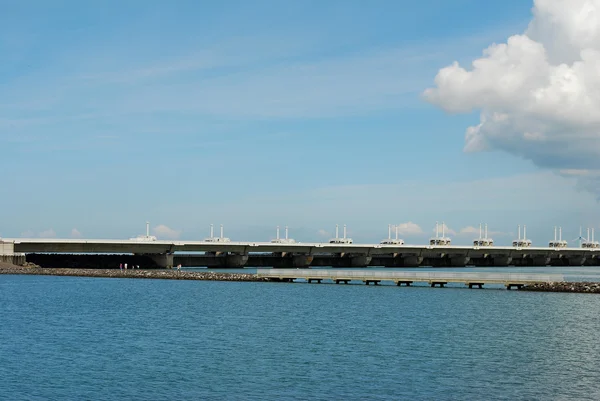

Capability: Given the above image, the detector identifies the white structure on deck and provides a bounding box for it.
[582,228,600,249]
[380,224,405,245]
[512,225,532,247]
[548,226,568,248]
[271,226,296,244]
[129,221,157,241]
[430,221,451,246]
[473,223,494,247]
[204,224,231,243]
[329,224,353,244]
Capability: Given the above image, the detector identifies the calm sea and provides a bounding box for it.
[2,268,600,400]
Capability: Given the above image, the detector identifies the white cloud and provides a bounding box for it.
[459,226,480,236]
[392,222,424,236]
[458,225,506,237]
[38,229,56,238]
[424,0,600,196]
[70,228,82,238]
[316,229,330,238]
[152,224,181,240]
[431,222,456,236]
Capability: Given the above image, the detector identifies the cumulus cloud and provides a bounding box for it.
[70,228,82,238]
[152,224,181,240]
[424,0,600,196]
[431,222,456,236]
[317,229,330,238]
[391,222,424,236]
[458,225,507,237]
[38,229,57,238]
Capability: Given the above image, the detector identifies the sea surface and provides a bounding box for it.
[2,267,600,400]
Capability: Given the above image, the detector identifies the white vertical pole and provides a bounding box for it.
[285,226,289,240]
[220,224,224,239]
[210,224,214,238]
[485,223,488,240]
[343,224,347,239]
[442,222,445,238]
[276,225,280,240]
[554,226,557,241]
[146,221,150,237]
[518,225,521,240]
[395,225,399,240]
[479,223,482,239]
[388,224,391,240]
[335,224,339,239]
[523,225,527,240]
[588,228,591,242]
[559,227,562,242]
[593,228,595,243]
[436,221,439,238]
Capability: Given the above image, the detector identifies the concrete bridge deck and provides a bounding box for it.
[2,238,599,268]
[256,269,565,289]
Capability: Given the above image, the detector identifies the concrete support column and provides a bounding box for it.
[148,253,174,269]
[531,256,550,266]
[349,255,372,267]
[291,254,313,268]
[222,254,249,268]
[492,256,512,267]
[567,256,586,266]
[449,256,469,267]
[402,256,423,267]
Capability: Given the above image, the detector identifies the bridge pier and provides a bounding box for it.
[531,256,550,267]
[449,256,469,267]
[148,253,174,269]
[491,256,512,267]
[350,255,372,267]
[334,254,372,267]
[402,255,423,267]
[271,253,312,268]
[566,256,586,266]
[221,254,249,268]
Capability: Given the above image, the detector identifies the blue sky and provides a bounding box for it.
[1,0,598,245]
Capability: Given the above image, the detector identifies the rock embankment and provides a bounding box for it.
[520,282,600,294]
[0,263,265,282]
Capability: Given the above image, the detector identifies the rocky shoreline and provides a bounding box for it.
[0,263,266,282]
[520,282,600,293]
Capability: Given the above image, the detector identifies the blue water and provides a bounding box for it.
[2,274,600,400]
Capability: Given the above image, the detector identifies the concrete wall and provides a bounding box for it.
[0,254,25,265]
[0,241,15,255]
